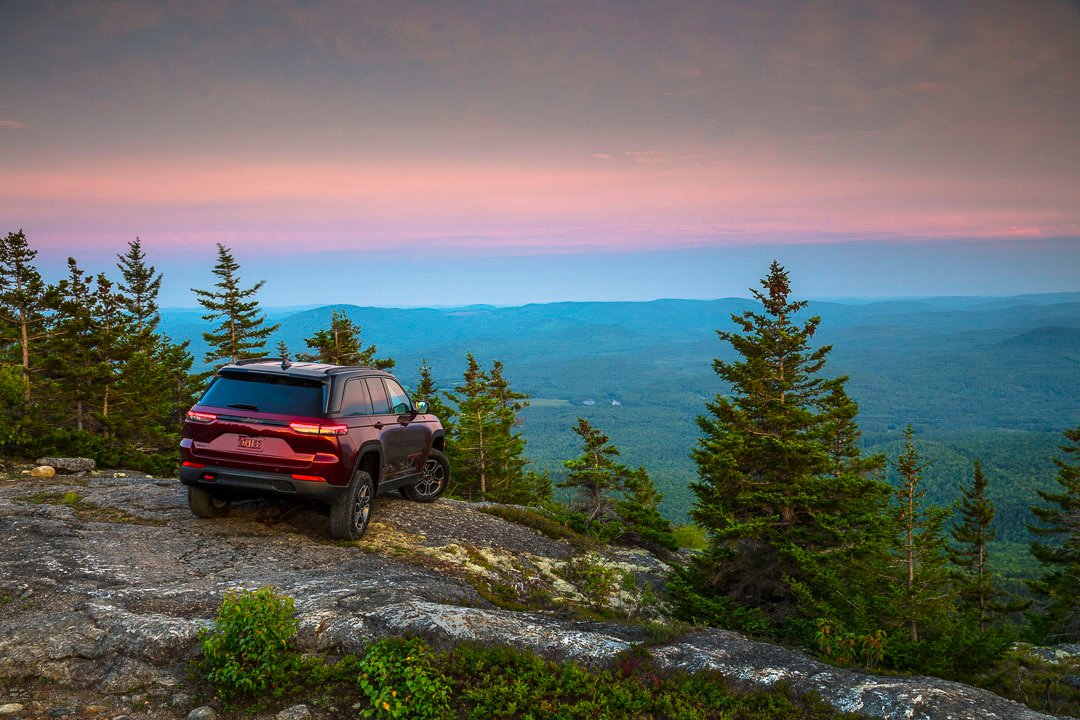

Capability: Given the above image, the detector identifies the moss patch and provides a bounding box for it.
[15,490,163,526]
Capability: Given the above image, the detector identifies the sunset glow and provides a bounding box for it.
[1,1,1077,303]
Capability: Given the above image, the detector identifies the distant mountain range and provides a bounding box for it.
[161,292,1080,569]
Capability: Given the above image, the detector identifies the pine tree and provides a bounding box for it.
[0,230,49,405]
[412,359,454,433]
[616,466,678,552]
[192,244,279,365]
[298,309,393,368]
[116,237,161,336]
[114,241,196,456]
[45,258,99,432]
[445,354,531,502]
[275,340,290,362]
[683,261,886,625]
[486,360,528,497]
[446,354,498,501]
[560,417,632,520]
[1028,426,1080,642]
[948,460,1019,630]
[887,426,955,645]
[91,273,129,429]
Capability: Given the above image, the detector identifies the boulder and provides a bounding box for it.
[35,457,95,474]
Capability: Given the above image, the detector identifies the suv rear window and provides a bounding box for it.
[199,372,325,416]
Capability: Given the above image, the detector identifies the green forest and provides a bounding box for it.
[3,231,1080,710]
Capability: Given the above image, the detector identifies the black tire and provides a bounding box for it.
[401,449,449,503]
[330,470,374,540]
[188,486,231,518]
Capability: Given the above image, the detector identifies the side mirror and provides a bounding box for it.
[415,400,429,414]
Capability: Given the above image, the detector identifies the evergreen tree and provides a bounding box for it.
[616,466,678,552]
[192,244,279,365]
[116,237,161,335]
[886,426,954,645]
[298,308,393,368]
[445,354,531,502]
[412,359,454,433]
[948,460,1022,629]
[275,340,290,362]
[91,273,129,428]
[486,360,528,496]
[560,417,632,520]
[1028,426,1080,642]
[446,354,498,501]
[0,230,49,405]
[682,261,887,627]
[46,258,99,432]
[114,241,196,456]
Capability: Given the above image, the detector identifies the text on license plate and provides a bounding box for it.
[237,436,263,451]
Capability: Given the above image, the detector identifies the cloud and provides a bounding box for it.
[590,153,613,160]
[0,120,26,129]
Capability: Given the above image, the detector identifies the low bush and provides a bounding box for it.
[199,586,299,702]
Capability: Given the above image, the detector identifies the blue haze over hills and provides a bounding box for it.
[162,293,1080,573]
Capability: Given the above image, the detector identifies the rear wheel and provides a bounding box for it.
[188,486,231,518]
[330,470,374,540]
[401,449,449,503]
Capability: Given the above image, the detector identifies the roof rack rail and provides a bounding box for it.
[235,357,278,365]
[326,365,378,375]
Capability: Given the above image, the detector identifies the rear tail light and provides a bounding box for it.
[186,410,217,423]
[289,422,347,436]
[182,461,206,469]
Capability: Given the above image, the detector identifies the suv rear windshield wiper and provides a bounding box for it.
[226,403,260,411]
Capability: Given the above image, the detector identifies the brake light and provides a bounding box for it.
[289,422,347,436]
[186,411,217,424]
[182,461,205,469]
[291,474,325,482]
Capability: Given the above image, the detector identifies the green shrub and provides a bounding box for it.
[356,636,452,719]
[200,587,299,701]
[558,553,621,608]
[672,523,709,551]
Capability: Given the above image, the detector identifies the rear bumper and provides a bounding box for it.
[179,464,347,502]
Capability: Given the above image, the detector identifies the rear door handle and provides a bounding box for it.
[373,422,384,430]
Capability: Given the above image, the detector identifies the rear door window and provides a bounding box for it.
[341,378,373,416]
[365,378,392,414]
[200,373,325,416]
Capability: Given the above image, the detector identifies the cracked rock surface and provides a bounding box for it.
[0,475,1070,719]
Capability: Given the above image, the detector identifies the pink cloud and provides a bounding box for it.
[0,120,26,129]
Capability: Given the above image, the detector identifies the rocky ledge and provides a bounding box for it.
[0,474,1071,720]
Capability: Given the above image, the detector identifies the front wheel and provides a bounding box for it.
[401,449,449,503]
[330,470,374,540]
[188,486,231,518]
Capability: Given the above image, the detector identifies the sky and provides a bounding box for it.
[1,0,1078,306]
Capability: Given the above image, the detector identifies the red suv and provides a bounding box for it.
[179,359,449,539]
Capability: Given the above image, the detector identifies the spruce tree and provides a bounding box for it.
[0,230,49,405]
[445,354,531,502]
[1028,426,1080,642]
[192,244,279,365]
[446,354,498,501]
[412,359,454,432]
[91,273,129,428]
[948,460,1022,630]
[275,340,290,362]
[886,426,954,646]
[116,237,161,335]
[114,241,196,456]
[560,417,632,520]
[46,258,99,432]
[298,308,393,368]
[683,261,886,626]
[616,466,678,552]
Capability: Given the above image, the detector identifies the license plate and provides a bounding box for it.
[237,436,263,452]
